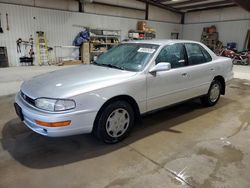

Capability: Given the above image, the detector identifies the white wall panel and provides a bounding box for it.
[0,0,78,11]
[185,7,250,24]
[0,0,34,6]
[183,7,250,51]
[148,5,181,23]
[0,3,182,66]
[35,0,78,11]
[93,0,145,10]
[220,7,250,21]
[83,3,145,19]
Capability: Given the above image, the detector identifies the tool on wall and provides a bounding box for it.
[16,35,35,66]
[0,13,3,33]
[6,13,9,31]
[36,31,50,66]
[16,38,22,53]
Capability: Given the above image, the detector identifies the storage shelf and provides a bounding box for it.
[89,29,121,61]
[90,35,120,38]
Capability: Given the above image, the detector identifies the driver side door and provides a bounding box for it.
[146,43,191,111]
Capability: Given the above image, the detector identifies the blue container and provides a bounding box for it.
[227,42,237,51]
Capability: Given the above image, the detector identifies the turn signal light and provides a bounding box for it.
[35,120,71,127]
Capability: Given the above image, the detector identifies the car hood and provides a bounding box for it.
[21,64,137,99]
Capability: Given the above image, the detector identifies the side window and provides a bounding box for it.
[155,43,186,68]
[185,43,208,65]
[200,46,212,62]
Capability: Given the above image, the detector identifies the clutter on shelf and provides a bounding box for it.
[88,28,120,62]
[201,25,220,51]
[72,28,121,64]
[128,21,156,40]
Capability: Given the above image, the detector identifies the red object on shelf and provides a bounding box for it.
[139,33,144,39]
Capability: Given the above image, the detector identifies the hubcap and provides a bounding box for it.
[209,83,220,102]
[106,108,130,138]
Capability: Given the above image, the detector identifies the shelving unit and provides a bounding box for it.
[89,29,121,61]
[201,26,219,51]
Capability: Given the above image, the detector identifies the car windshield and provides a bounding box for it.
[94,43,159,72]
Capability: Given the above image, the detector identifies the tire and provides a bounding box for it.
[201,80,222,107]
[93,100,134,144]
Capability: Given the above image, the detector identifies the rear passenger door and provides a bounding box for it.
[184,43,215,96]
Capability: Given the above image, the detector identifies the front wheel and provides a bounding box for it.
[93,101,134,144]
[201,80,222,107]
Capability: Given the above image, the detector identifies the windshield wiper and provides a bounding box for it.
[93,62,125,70]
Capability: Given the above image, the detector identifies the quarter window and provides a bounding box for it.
[185,43,211,65]
[155,43,186,68]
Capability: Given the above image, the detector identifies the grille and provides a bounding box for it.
[20,91,35,106]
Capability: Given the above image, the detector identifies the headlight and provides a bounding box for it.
[35,98,76,112]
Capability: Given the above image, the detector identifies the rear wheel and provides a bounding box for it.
[93,101,134,144]
[201,80,222,107]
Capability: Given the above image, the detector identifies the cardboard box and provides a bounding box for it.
[60,60,82,66]
[137,21,147,31]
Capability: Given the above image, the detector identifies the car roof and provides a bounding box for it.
[123,39,201,46]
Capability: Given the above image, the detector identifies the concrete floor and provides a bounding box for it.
[233,65,250,80]
[0,65,250,188]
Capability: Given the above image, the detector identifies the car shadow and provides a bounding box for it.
[1,97,234,169]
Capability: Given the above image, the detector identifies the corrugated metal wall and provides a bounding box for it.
[183,7,250,51]
[0,3,182,66]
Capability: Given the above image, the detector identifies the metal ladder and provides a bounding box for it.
[36,31,50,66]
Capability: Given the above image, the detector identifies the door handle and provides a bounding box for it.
[182,73,188,76]
[178,59,185,63]
[210,68,215,71]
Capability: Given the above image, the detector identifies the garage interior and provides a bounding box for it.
[0,0,250,187]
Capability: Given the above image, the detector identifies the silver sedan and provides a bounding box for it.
[14,40,233,143]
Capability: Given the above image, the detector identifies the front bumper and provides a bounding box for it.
[15,92,97,137]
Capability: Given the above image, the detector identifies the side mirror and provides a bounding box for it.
[149,62,171,73]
